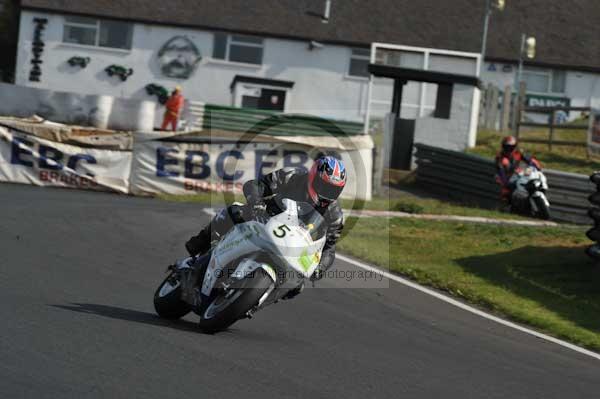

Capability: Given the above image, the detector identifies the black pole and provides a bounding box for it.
[391,79,406,117]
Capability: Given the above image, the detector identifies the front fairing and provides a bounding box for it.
[201,199,326,296]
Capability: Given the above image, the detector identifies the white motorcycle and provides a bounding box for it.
[153,198,326,333]
[508,165,551,220]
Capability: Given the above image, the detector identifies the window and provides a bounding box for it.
[348,48,370,77]
[551,70,566,93]
[375,49,424,69]
[63,16,132,50]
[522,68,566,94]
[212,33,264,65]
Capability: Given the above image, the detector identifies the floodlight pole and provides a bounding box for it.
[512,33,527,131]
[480,0,492,76]
[515,33,526,90]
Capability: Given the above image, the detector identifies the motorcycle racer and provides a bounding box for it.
[185,156,347,296]
[495,136,542,203]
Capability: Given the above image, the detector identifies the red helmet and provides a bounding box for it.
[501,136,518,154]
[308,156,347,207]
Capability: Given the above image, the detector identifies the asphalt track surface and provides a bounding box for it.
[1,183,599,399]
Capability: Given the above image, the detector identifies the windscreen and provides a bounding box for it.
[296,201,327,241]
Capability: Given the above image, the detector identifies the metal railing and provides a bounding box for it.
[414,143,595,224]
[516,106,590,150]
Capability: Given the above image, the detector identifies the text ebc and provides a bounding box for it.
[156,148,309,180]
[11,137,96,176]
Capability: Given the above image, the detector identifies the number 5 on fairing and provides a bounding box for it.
[273,224,291,238]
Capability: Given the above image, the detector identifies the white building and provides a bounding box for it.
[11,0,600,127]
[14,6,376,124]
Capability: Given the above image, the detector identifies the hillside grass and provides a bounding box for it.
[338,216,600,351]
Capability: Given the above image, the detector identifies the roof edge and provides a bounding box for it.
[485,57,600,75]
[20,4,600,74]
[20,5,372,49]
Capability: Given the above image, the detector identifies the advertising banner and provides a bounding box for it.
[0,126,132,193]
[129,139,372,200]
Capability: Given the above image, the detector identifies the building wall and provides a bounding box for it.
[480,61,600,119]
[413,84,477,152]
[15,10,372,125]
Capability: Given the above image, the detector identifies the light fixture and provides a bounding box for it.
[525,37,536,59]
[308,41,324,51]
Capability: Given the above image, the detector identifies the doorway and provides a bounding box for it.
[241,88,287,111]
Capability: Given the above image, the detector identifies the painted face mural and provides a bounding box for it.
[158,36,202,79]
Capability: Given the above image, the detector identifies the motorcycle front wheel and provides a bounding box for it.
[199,268,273,334]
[533,196,551,220]
[153,273,192,319]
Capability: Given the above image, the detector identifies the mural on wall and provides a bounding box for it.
[105,65,134,81]
[145,84,169,104]
[68,57,91,69]
[157,36,202,79]
[29,17,48,82]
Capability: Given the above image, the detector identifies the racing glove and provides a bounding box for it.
[246,195,269,223]
[250,203,269,224]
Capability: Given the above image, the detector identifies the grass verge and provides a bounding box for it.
[159,191,525,220]
[338,216,600,351]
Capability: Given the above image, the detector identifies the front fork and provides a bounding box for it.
[529,191,550,213]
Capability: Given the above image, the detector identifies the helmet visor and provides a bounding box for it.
[313,176,344,201]
[503,144,516,154]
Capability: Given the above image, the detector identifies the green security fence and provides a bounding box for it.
[202,104,364,137]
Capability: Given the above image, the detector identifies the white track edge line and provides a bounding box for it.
[336,253,600,361]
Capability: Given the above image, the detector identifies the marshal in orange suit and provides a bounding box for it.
[161,86,185,131]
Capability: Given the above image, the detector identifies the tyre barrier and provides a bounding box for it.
[586,172,600,260]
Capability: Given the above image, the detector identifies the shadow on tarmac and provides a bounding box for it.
[50,303,201,333]
[457,245,600,334]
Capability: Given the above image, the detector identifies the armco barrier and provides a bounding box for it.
[414,143,595,224]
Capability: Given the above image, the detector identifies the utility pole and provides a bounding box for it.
[515,34,536,91]
[480,0,505,76]
[512,34,536,131]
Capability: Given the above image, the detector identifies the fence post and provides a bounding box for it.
[488,86,499,130]
[513,81,526,138]
[549,109,555,151]
[484,83,493,129]
[501,85,511,132]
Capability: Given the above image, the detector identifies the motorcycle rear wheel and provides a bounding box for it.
[199,268,272,334]
[153,273,192,319]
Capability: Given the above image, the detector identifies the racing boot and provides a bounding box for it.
[185,204,246,256]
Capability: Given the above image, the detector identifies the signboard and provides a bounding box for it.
[526,94,571,109]
[0,125,373,200]
[0,127,132,193]
[129,140,369,200]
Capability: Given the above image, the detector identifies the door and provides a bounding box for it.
[390,118,415,170]
[257,89,286,111]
